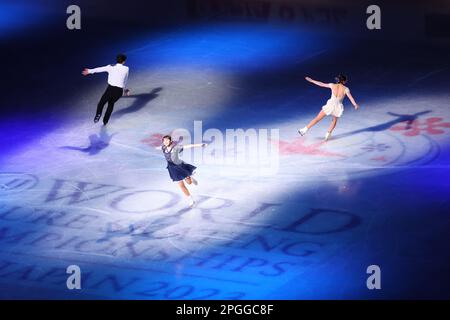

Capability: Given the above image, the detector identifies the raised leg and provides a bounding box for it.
[307,110,327,130]
[95,91,109,118]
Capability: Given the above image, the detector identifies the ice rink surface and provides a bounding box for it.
[1,21,450,299]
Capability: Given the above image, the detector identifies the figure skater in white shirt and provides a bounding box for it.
[82,54,131,125]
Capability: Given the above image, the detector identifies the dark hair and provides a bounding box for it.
[116,54,127,64]
[335,74,347,84]
[162,135,172,142]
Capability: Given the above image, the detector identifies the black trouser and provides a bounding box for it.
[96,85,123,124]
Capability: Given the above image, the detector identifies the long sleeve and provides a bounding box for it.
[174,144,184,153]
[88,65,111,74]
[124,70,129,88]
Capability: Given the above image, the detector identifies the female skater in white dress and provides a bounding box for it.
[298,75,360,141]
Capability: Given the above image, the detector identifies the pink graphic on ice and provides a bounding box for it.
[390,117,450,137]
[273,137,345,157]
[141,133,164,147]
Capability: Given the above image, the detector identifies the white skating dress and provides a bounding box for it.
[321,84,349,118]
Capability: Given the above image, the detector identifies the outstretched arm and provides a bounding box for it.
[82,65,111,76]
[183,143,208,149]
[346,90,359,109]
[305,77,331,88]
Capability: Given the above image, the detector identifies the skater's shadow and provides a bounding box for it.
[114,87,163,118]
[60,126,117,156]
[332,110,432,140]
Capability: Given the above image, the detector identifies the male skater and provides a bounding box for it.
[82,54,130,125]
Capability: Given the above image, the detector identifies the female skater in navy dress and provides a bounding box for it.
[159,135,207,208]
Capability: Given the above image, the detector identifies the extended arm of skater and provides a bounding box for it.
[183,143,208,149]
[82,65,111,76]
[346,90,360,109]
[305,77,331,88]
[155,143,207,150]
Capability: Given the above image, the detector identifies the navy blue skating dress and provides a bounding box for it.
[162,143,196,182]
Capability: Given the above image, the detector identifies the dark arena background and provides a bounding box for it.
[1,0,450,301]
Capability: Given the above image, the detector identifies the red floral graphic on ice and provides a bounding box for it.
[390,117,450,136]
[273,138,345,157]
[371,156,387,162]
[141,133,164,147]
